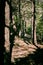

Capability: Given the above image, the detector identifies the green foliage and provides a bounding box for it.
[36,14,43,43]
[26,26,31,35]
[40,2,43,9]
[11,0,43,42]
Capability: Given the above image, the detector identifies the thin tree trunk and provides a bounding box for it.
[9,0,16,64]
[9,0,13,64]
[31,0,37,45]
[18,0,22,37]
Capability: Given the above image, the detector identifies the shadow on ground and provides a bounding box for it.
[13,47,43,65]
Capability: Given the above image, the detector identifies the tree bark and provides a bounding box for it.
[0,0,5,65]
[18,0,22,37]
[31,0,37,45]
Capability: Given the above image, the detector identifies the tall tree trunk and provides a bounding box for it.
[9,0,14,64]
[31,0,37,45]
[0,0,5,65]
[5,0,16,64]
[18,0,22,37]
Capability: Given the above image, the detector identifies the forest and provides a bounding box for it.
[0,0,43,65]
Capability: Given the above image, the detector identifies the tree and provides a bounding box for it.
[0,0,5,65]
[31,0,37,45]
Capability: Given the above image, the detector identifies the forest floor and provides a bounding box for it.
[4,34,43,63]
[11,36,37,62]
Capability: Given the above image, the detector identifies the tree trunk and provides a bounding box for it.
[9,0,14,64]
[0,0,5,65]
[31,0,37,45]
[18,0,22,37]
